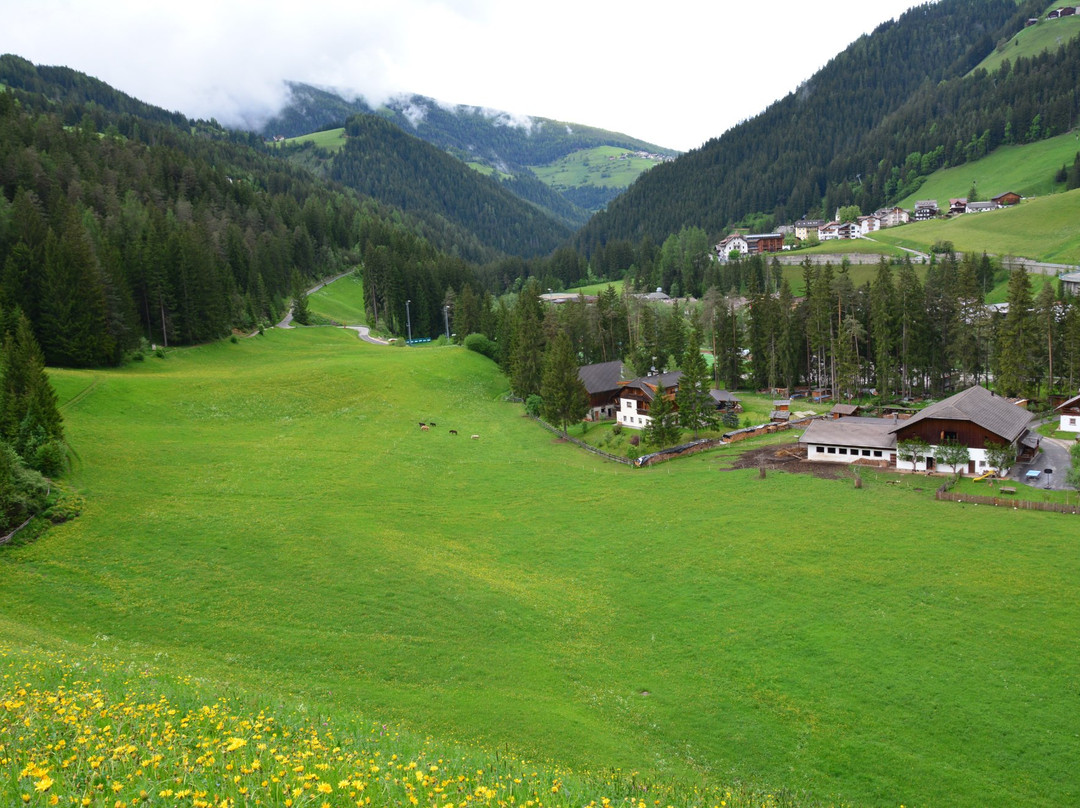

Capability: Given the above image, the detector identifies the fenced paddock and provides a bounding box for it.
[936,484,1080,514]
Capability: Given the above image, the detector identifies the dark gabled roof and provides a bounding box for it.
[799,417,897,449]
[891,385,1031,443]
[618,371,683,401]
[1055,392,1080,412]
[710,389,739,403]
[577,360,624,395]
[830,403,860,415]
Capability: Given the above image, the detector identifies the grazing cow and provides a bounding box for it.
[449,429,458,435]
[418,422,426,427]
[429,422,436,427]
[471,434,479,440]
[421,425,430,431]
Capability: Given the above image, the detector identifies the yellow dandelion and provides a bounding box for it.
[34,775,54,792]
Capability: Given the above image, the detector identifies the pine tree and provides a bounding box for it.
[676,330,717,440]
[539,332,589,437]
[509,280,546,399]
[995,267,1037,398]
[644,381,680,448]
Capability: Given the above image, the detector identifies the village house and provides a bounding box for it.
[949,198,968,216]
[615,371,684,430]
[710,389,742,412]
[913,200,939,220]
[577,361,625,421]
[715,234,749,259]
[794,219,825,240]
[857,215,882,235]
[1055,392,1080,432]
[800,385,1036,475]
[965,200,1000,214]
[873,206,911,227]
[991,191,1022,206]
[744,233,785,255]
[818,221,860,240]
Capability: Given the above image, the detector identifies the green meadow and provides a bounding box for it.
[272,127,349,152]
[972,11,1080,75]
[2,324,1079,807]
[895,131,1080,210]
[530,146,663,190]
[873,188,1080,264]
[307,271,369,324]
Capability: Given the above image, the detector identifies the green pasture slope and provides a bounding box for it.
[530,146,665,190]
[272,127,348,152]
[973,7,1080,76]
[895,131,1080,210]
[2,330,1079,807]
[875,187,1080,264]
[307,271,368,324]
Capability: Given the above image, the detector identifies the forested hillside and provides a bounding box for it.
[265,82,676,216]
[577,0,1047,251]
[0,57,483,365]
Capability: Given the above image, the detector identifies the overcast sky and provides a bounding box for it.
[3,0,930,152]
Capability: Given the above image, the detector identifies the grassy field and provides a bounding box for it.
[895,131,1080,210]
[791,239,908,257]
[873,188,1080,264]
[271,127,349,152]
[529,146,664,190]
[972,11,1080,75]
[307,271,368,324]
[2,331,1079,807]
[566,280,625,295]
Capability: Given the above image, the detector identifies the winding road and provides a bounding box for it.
[275,272,390,345]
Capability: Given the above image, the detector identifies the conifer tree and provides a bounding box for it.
[644,380,680,448]
[995,267,1037,398]
[539,332,588,437]
[509,280,545,399]
[676,330,716,439]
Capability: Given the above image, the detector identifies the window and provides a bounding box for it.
[1071,418,1077,426]
[816,446,824,453]
[862,450,871,457]
[827,447,836,454]
[944,431,958,442]
[873,450,882,458]
[839,448,847,455]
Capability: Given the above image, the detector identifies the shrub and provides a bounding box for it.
[30,440,66,477]
[612,422,622,435]
[230,335,239,344]
[629,435,640,447]
[525,394,543,417]
[463,333,497,361]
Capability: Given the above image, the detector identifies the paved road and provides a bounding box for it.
[1014,434,1074,491]
[275,271,353,329]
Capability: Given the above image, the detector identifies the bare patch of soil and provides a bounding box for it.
[726,443,850,480]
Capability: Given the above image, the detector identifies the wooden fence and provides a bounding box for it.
[935,485,1080,515]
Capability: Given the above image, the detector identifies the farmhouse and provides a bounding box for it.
[874,206,910,227]
[1055,392,1080,432]
[965,200,1000,213]
[913,200,939,220]
[991,191,1021,206]
[615,371,683,430]
[949,198,968,216]
[801,385,1036,475]
[578,360,625,421]
[715,234,749,259]
[891,385,1035,475]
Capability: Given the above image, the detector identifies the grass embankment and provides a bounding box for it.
[2,331,1078,807]
[789,240,908,258]
[873,188,1080,264]
[894,131,1080,210]
[307,272,369,325]
[529,146,663,190]
[972,11,1080,76]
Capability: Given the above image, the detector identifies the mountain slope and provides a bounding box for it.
[261,82,677,215]
[575,0,1036,251]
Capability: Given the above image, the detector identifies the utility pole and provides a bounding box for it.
[443,305,450,339]
[406,299,412,342]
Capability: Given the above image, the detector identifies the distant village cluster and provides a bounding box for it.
[713,191,1023,261]
[609,150,676,163]
[1027,6,1079,25]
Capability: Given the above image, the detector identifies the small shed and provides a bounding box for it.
[829,403,862,419]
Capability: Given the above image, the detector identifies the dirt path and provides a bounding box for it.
[726,443,851,480]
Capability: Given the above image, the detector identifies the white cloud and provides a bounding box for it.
[0,0,929,151]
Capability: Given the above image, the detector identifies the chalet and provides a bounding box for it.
[616,371,683,430]
[874,207,910,227]
[991,191,1022,206]
[913,200,939,220]
[635,288,673,303]
[1059,271,1080,297]
[891,385,1035,475]
[710,389,741,411]
[949,198,968,216]
[1025,17,1039,26]
[965,201,1000,213]
[1048,8,1062,18]
[857,215,882,235]
[799,416,897,465]
[715,234,749,259]
[744,233,785,255]
[578,361,625,421]
[818,221,860,240]
[1054,392,1080,432]
[1062,6,1077,15]
[794,219,825,240]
